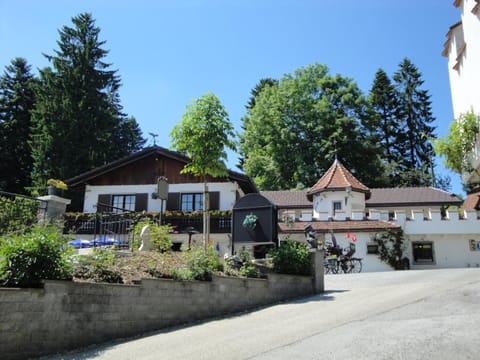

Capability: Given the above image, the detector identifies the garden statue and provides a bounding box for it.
[139,224,154,251]
[304,223,318,249]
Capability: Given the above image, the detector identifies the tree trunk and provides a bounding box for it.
[203,180,210,251]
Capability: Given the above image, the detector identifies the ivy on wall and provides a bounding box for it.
[373,229,410,270]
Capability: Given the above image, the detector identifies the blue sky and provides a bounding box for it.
[0,1,463,194]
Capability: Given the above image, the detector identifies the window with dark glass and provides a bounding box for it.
[112,195,136,212]
[412,242,435,264]
[181,193,203,211]
[333,201,342,215]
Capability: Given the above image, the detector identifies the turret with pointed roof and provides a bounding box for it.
[306,159,371,201]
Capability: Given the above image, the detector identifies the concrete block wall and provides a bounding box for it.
[0,271,317,360]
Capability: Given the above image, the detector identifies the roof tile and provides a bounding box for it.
[306,160,370,200]
[366,187,462,207]
[463,188,480,210]
[278,220,400,233]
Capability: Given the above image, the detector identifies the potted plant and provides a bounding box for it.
[47,178,68,196]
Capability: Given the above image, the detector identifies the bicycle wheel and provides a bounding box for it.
[349,258,362,273]
[339,259,349,274]
[324,260,331,274]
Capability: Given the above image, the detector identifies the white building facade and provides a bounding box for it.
[273,160,480,272]
[443,0,480,184]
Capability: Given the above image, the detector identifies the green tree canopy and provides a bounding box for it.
[170,92,236,246]
[0,58,37,193]
[170,92,236,178]
[30,13,145,191]
[239,63,386,190]
[434,111,479,177]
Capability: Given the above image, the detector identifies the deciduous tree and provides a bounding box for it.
[239,63,385,190]
[170,92,236,245]
[434,111,479,178]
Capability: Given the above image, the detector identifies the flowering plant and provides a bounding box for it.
[47,178,68,190]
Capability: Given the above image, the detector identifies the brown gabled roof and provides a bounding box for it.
[306,160,370,201]
[66,146,258,194]
[261,190,312,207]
[278,220,400,234]
[259,187,462,210]
[366,187,462,208]
[463,188,480,210]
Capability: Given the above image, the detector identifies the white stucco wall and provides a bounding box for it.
[312,191,365,219]
[83,182,240,213]
[447,0,480,118]
[407,234,480,269]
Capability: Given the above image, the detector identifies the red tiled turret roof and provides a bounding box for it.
[306,159,370,201]
[463,187,480,211]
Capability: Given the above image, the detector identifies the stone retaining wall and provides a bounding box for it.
[0,254,323,360]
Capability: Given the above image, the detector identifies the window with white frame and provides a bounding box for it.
[181,193,203,211]
[112,195,136,212]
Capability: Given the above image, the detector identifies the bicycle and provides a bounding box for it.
[323,242,362,274]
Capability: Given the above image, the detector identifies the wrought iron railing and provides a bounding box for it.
[64,214,232,235]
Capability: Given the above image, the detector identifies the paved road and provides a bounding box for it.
[43,268,480,360]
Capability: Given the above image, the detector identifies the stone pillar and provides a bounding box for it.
[310,249,325,294]
[37,195,71,224]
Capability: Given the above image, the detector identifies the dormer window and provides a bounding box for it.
[333,201,342,215]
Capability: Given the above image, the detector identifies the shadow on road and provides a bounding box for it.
[290,289,350,304]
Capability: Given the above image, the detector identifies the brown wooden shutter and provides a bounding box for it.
[166,192,180,211]
[209,191,220,210]
[135,193,148,212]
[97,194,111,213]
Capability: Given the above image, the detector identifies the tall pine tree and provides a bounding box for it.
[30,13,145,191]
[393,58,436,187]
[366,68,404,187]
[0,58,37,193]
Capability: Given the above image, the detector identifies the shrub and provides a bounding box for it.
[0,224,73,287]
[0,196,40,236]
[268,240,311,276]
[239,262,259,278]
[74,247,123,283]
[181,244,222,281]
[172,267,195,281]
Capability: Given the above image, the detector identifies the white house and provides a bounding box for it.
[442,0,480,184]
[262,160,480,272]
[66,146,257,214]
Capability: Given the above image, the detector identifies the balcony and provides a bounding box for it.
[63,213,232,235]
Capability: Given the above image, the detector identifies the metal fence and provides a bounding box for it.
[64,214,232,235]
[63,202,135,248]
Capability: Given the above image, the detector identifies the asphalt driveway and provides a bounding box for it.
[41,268,480,360]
